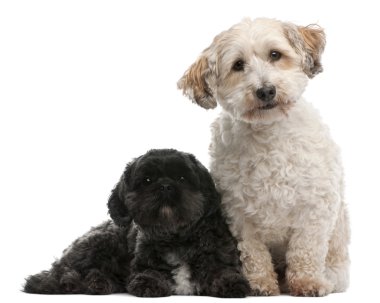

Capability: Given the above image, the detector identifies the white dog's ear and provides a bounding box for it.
[284,23,326,78]
[177,48,217,109]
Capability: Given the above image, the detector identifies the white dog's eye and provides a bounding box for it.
[269,50,282,61]
[232,60,245,72]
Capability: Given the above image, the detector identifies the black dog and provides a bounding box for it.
[24,149,250,297]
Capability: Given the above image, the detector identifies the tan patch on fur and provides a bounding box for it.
[246,276,281,296]
[160,206,173,219]
[298,25,326,57]
[177,55,216,109]
[284,23,325,78]
[184,56,209,94]
[278,97,294,115]
[241,92,294,122]
[224,70,245,87]
[239,240,280,296]
[298,25,325,77]
[288,275,332,297]
[276,55,296,70]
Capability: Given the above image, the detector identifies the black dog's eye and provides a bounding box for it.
[269,50,282,61]
[178,176,185,183]
[232,59,245,72]
[144,177,152,184]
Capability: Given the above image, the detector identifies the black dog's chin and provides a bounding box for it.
[127,190,205,234]
[136,203,192,232]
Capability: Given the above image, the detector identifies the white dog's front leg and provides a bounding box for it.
[238,237,280,296]
[286,226,333,296]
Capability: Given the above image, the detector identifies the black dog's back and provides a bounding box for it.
[24,221,132,294]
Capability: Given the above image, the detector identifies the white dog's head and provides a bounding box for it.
[178,18,325,123]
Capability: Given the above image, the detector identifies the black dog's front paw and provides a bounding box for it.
[84,269,115,295]
[59,270,83,294]
[127,273,171,297]
[211,272,251,298]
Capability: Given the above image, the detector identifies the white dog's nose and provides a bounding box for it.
[256,86,276,102]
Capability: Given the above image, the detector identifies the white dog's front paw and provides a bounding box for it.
[246,275,280,296]
[287,273,333,297]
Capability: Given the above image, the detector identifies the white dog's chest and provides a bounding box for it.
[238,154,299,228]
[216,134,303,217]
[210,103,340,239]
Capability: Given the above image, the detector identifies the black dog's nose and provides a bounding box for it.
[160,184,173,191]
[256,85,276,102]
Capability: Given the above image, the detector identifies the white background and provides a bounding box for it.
[1,0,379,302]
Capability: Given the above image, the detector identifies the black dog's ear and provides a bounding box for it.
[107,162,134,227]
[188,154,221,216]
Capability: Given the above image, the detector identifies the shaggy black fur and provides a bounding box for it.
[24,149,250,297]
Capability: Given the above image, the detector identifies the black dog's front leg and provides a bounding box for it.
[127,254,173,297]
[208,268,251,298]
[196,264,251,298]
[127,270,171,297]
[190,230,251,297]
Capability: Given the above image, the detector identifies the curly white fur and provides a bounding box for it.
[178,18,350,296]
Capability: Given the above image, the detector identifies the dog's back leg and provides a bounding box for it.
[23,221,130,294]
[325,204,350,293]
[24,270,61,294]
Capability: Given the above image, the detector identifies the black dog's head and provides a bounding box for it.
[108,149,220,234]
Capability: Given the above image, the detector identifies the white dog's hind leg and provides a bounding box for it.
[325,204,350,293]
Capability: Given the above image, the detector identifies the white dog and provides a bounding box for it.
[178,18,350,297]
